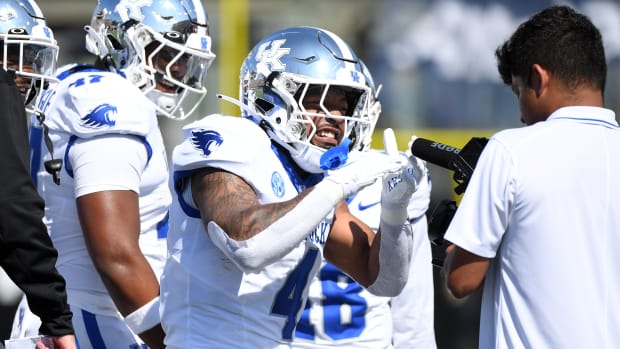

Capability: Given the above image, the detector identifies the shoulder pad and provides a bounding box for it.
[44,71,157,138]
[173,114,272,173]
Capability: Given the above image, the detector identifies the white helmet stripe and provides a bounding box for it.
[189,0,207,24]
[320,27,356,70]
[25,0,45,17]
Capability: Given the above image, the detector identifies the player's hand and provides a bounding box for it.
[324,148,401,200]
[34,334,76,349]
[381,129,425,210]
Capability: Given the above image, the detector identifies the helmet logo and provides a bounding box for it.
[43,26,52,39]
[335,68,365,85]
[256,39,290,72]
[116,0,153,22]
[0,9,16,22]
[191,129,223,157]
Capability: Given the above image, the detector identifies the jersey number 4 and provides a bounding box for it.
[270,248,319,340]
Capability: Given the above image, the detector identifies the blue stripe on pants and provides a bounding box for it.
[81,309,107,349]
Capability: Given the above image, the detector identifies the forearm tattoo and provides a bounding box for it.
[192,168,312,241]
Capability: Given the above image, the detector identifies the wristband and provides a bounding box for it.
[367,220,414,297]
[124,296,160,335]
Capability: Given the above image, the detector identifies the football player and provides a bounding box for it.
[160,26,426,348]
[11,1,215,348]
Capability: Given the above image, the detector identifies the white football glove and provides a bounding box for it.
[323,149,402,201]
[380,129,426,224]
[406,134,418,158]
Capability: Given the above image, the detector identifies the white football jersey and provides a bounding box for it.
[161,114,333,349]
[293,156,436,349]
[31,64,170,315]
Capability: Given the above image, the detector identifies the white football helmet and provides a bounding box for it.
[0,0,58,113]
[85,0,216,120]
[239,26,372,173]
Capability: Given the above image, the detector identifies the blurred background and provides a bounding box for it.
[1,0,619,348]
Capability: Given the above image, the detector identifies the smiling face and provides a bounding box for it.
[146,41,189,94]
[6,57,34,97]
[1,44,35,98]
[300,86,349,150]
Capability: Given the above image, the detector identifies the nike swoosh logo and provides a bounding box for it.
[358,201,381,211]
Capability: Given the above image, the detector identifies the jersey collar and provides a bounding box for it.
[548,106,618,129]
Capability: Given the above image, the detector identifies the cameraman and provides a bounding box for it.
[443,5,619,348]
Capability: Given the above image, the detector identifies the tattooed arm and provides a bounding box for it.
[190,167,314,241]
[190,166,349,273]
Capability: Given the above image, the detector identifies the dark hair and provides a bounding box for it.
[495,5,606,92]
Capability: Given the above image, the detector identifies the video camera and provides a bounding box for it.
[410,136,488,266]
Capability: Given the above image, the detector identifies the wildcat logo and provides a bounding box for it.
[82,104,117,128]
[191,129,223,157]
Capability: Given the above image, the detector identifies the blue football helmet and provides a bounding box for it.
[85,0,215,120]
[0,0,58,113]
[239,26,372,173]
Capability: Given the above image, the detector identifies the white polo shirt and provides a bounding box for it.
[445,106,620,348]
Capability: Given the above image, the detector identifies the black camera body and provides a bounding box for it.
[411,137,488,266]
[426,137,488,245]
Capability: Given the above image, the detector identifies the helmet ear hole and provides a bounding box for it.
[106,34,123,50]
[8,28,26,35]
[255,98,274,114]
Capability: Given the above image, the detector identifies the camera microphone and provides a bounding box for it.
[410,136,488,194]
[409,137,463,172]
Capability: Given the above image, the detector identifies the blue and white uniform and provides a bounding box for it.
[160,114,331,349]
[293,157,436,349]
[15,64,170,348]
